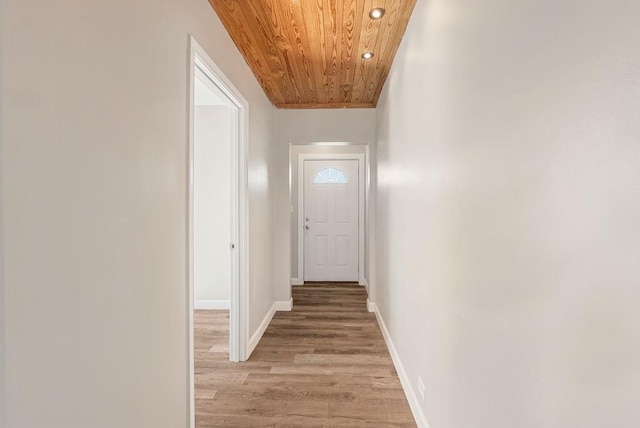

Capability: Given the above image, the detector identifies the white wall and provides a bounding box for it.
[0,1,9,427]
[0,0,5,412]
[0,0,276,427]
[375,0,640,427]
[0,0,5,406]
[194,105,231,304]
[272,109,376,298]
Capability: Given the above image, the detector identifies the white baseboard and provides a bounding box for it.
[366,298,376,313]
[274,298,293,311]
[371,303,430,428]
[361,278,369,290]
[194,299,229,310]
[248,303,276,357]
[290,278,303,286]
[247,299,294,357]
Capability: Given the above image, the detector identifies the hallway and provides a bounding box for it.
[195,284,415,427]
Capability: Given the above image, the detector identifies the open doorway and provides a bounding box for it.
[188,37,249,428]
[193,60,232,404]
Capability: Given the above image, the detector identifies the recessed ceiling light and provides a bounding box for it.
[361,52,374,60]
[369,8,385,19]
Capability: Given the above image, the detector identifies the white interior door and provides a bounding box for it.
[304,160,359,282]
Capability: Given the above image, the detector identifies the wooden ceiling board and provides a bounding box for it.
[209,0,417,109]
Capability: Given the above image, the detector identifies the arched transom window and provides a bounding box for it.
[313,167,348,184]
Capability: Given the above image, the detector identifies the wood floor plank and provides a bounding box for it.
[194,283,416,427]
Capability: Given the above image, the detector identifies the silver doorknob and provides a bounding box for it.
[304,225,309,230]
[305,217,310,221]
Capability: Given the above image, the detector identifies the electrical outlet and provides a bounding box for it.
[418,376,426,403]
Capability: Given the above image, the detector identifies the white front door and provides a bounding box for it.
[303,160,359,282]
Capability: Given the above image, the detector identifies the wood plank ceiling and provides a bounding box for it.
[208,0,417,109]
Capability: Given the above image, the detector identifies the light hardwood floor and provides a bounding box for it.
[194,283,416,427]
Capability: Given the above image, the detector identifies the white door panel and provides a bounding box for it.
[304,160,359,282]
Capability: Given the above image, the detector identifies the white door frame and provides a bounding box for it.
[188,36,250,427]
[298,153,365,285]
